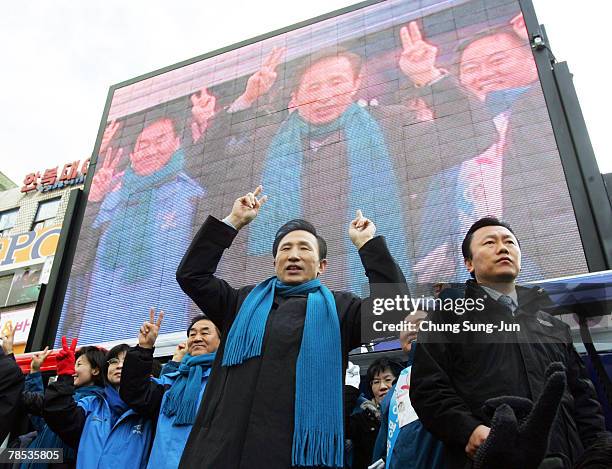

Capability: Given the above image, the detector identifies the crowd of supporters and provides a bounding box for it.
[1,190,611,469]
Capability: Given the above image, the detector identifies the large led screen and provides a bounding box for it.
[55,0,589,346]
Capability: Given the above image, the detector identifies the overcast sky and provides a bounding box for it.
[1,0,610,185]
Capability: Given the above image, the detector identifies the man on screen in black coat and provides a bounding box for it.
[176,185,407,468]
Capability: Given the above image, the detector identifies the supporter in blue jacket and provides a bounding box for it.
[43,339,153,469]
[371,312,445,469]
[21,345,106,469]
[120,310,220,469]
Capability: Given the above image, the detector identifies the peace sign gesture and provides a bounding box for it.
[190,88,217,142]
[90,145,123,202]
[225,185,268,231]
[56,336,78,376]
[1,321,17,355]
[241,46,286,106]
[30,346,52,373]
[398,21,442,87]
[100,120,121,155]
[138,308,164,349]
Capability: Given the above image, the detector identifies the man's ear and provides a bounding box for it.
[318,258,328,276]
[464,257,474,275]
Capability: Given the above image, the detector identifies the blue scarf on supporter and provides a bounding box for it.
[104,385,129,426]
[248,103,412,290]
[162,352,216,426]
[100,148,185,282]
[223,277,344,467]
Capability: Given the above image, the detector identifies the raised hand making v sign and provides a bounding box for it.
[89,146,123,202]
[223,185,268,231]
[238,47,286,108]
[398,21,444,87]
[138,308,164,349]
[190,88,217,143]
[56,336,78,376]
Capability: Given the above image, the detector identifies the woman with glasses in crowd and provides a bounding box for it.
[43,339,153,469]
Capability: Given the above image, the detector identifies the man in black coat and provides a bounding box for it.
[176,185,407,468]
[410,216,606,468]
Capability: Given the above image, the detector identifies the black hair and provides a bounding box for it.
[461,216,520,279]
[454,23,526,66]
[272,219,327,260]
[366,358,404,390]
[103,343,130,382]
[291,46,362,92]
[75,346,106,387]
[187,314,221,338]
[461,216,519,260]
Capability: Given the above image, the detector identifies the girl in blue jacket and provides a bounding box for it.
[120,310,220,469]
[44,339,153,469]
[21,345,106,469]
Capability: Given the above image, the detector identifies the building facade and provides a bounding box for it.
[0,162,86,353]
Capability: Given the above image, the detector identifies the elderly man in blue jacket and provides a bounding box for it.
[120,309,221,469]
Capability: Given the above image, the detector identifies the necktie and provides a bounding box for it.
[498,294,515,316]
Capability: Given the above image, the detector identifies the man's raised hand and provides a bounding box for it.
[100,120,121,155]
[138,308,164,349]
[241,47,286,106]
[224,185,268,230]
[90,146,123,202]
[190,88,217,142]
[1,322,17,355]
[172,342,187,363]
[349,209,376,250]
[398,21,442,87]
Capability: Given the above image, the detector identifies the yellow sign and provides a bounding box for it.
[0,226,61,267]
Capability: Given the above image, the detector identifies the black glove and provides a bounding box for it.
[473,362,567,469]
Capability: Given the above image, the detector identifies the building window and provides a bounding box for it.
[0,208,19,236]
[31,198,61,231]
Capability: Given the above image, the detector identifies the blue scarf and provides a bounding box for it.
[161,352,216,426]
[104,385,129,426]
[248,103,412,290]
[100,148,185,282]
[223,277,344,467]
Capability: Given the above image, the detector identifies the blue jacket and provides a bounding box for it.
[44,376,153,469]
[146,368,210,469]
[21,373,102,469]
[120,347,210,469]
[372,345,445,469]
[75,391,153,469]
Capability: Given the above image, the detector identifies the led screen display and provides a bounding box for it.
[55,0,589,346]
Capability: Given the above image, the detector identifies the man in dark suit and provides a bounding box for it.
[410,216,606,468]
